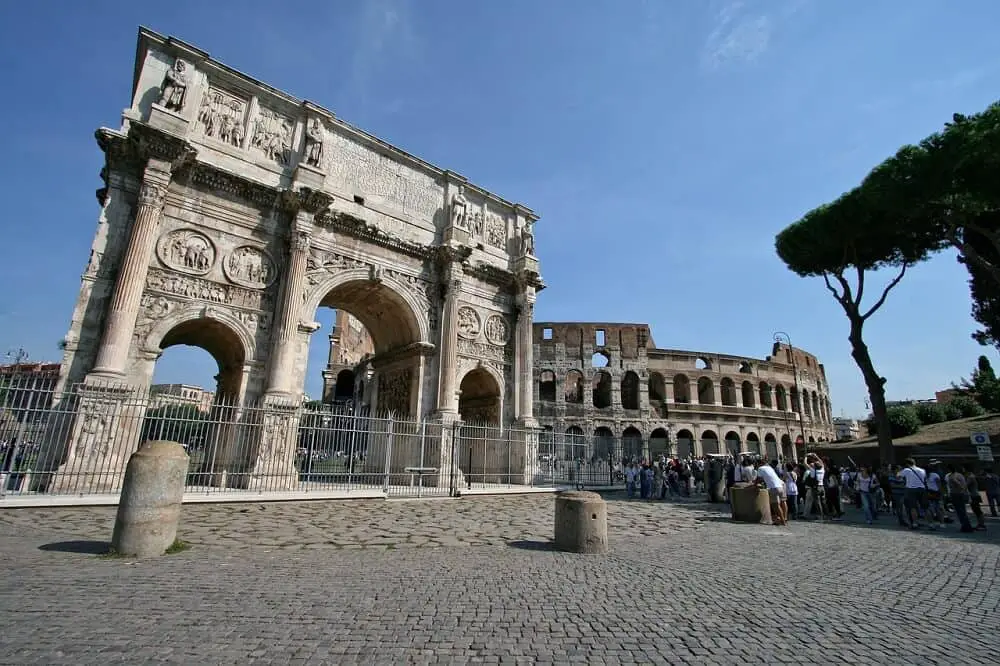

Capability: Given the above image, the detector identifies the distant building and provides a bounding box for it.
[935,389,960,404]
[320,311,374,405]
[0,362,60,410]
[832,417,861,442]
[149,384,215,412]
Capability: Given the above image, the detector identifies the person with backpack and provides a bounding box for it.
[783,462,799,520]
[945,465,975,533]
[857,466,879,525]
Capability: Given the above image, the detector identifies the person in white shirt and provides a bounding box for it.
[755,459,787,525]
[899,458,930,529]
[924,462,944,528]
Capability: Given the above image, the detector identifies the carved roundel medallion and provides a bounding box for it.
[484,314,510,346]
[156,229,216,276]
[224,246,277,289]
[456,306,482,340]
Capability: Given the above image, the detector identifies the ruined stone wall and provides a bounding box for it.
[532,322,836,460]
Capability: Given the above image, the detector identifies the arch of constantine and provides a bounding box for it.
[33,28,543,494]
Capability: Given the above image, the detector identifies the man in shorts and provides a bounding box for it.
[755,459,787,525]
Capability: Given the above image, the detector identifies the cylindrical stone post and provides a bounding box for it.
[554,490,608,554]
[91,161,171,377]
[111,440,189,558]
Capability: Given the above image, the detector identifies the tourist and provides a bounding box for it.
[755,459,787,525]
[857,466,879,525]
[825,464,844,520]
[625,463,637,499]
[925,461,945,529]
[984,468,1000,518]
[887,465,910,527]
[964,466,987,531]
[783,462,799,520]
[944,465,975,533]
[640,462,653,499]
[802,455,825,520]
[900,458,930,530]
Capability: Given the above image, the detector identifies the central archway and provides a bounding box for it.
[304,273,430,418]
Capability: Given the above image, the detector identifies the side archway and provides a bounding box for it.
[458,366,503,424]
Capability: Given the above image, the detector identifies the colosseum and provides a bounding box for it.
[532,322,836,464]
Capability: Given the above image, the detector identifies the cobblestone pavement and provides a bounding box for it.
[2,494,999,665]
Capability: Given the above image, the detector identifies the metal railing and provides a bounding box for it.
[0,375,556,503]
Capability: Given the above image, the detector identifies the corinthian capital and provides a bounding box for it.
[281,187,334,216]
[292,230,311,253]
[137,182,166,209]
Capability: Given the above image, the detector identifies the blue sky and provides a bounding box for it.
[2,0,999,418]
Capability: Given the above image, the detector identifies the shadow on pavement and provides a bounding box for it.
[507,539,556,551]
[38,540,111,555]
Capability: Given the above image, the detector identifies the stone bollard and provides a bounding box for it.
[554,490,608,554]
[729,482,774,525]
[111,440,189,558]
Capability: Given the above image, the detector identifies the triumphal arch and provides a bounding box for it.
[37,28,543,493]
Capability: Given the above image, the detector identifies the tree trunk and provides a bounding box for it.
[848,320,894,465]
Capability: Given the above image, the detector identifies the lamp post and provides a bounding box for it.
[774,331,809,461]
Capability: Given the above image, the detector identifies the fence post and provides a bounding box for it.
[449,421,458,496]
[382,414,395,493]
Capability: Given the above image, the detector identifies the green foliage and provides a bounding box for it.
[915,402,946,425]
[954,355,1000,413]
[943,401,964,421]
[140,404,209,447]
[948,395,986,419]
[886,405,921,438]
[165,539,190,554]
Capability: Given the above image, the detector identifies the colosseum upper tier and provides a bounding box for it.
[533,322,836,461]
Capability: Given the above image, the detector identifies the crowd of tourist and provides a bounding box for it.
[621,451,1000,532]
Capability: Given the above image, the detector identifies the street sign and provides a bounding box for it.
[971,432,991,446]
[977,445,994,462]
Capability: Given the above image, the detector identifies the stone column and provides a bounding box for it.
[265,211,312,397]
[436,262,462,414]
[515,291,536,421]
[90,159,172,378]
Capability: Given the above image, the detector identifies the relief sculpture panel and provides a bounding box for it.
[146,268,274,311]
[156,229,216,275]
[457,306,481,340]
[483,314,510,346]
[377,367,412,416]
[224,246,277,289]
[249,107,294,165]
[197,87,248,147]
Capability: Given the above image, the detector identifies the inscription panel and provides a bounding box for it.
[325,130,442,221]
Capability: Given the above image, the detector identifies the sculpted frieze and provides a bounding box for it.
[156,229,216,275]
[225,246,277,288]
[197,87,248,147]
[133,293,180,344]
[146,268,274,311]
[484,314,511,346]
[457,306,481,340]
[457,338,511,366]
[324,131,442,219]
[377,367,412,416]
[249,106,294,165]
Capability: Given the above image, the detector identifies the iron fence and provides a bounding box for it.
[0,375,563,503]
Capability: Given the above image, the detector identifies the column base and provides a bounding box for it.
[248,396,301,491]
[37,380,145,494]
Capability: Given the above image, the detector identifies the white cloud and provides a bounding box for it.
[701,0,809,71]
[344,0,422,116]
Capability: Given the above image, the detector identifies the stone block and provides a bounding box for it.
[729,483,773,525]
[111,440,189,558]
[148,103,190,135]
[554,490,608,554]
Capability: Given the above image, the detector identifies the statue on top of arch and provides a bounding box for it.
[157,59,190,112]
